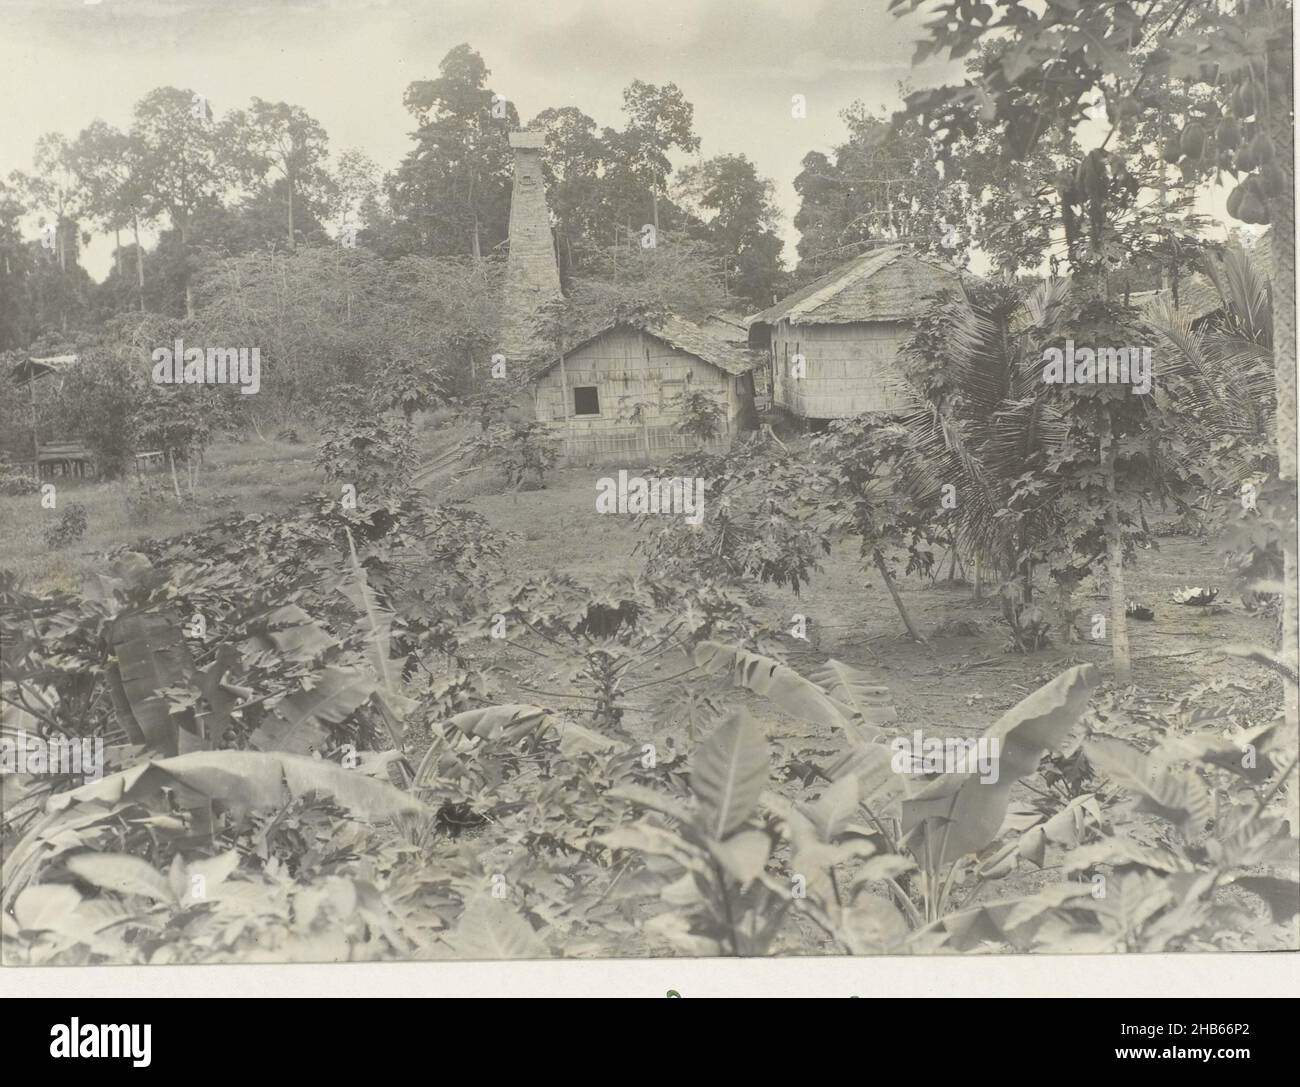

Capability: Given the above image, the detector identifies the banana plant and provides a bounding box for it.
[601,710,788,955]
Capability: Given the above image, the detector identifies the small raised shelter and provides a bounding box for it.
[10,354,94,476]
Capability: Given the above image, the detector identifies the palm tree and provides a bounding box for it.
[890,277,1074,601]
[1148,244,1279,615]
[1147,245,1276,502]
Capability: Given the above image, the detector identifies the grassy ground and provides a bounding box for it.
[0,434,322,594]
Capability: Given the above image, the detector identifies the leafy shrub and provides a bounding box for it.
[50,349,142,480]
[463,421,559,490]
[124,481,170,525]
[316,386,416,497]
[41,503,88,549]
[672,389,726,444]
[0,458,39,496]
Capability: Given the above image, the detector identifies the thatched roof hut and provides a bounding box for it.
[747,245,963,419]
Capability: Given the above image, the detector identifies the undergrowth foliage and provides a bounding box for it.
[2,373,1297,962]
[3,474,1295,960]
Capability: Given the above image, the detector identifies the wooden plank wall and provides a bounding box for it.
[532,327,743,460]
[768,320,911,418]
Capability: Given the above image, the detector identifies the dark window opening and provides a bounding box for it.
[573,386,600,416]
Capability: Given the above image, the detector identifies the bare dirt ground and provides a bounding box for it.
[452,463,1280,730]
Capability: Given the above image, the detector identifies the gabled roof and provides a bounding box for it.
[11,355,80,385]
[748,244,964,329]
[702,312,748,339]
[534,315,763,378]
[1130,236,1272,324]
[1129,280,1222,322]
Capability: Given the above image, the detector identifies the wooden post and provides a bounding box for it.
[1101,415,1132,683]
[28,371,39,471]
[557,341,570,421]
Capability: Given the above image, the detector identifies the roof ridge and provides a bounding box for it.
[782,245,901,321]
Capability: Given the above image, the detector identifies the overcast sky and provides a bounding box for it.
[2,0,1239,281]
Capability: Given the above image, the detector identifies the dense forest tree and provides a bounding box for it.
[615,80,701,235]
[792,100,966,277]
[224,99,335,250]
[677,154,786,309]
[130,87,232,317]
[384,43,517,259]
[68,121,151,312]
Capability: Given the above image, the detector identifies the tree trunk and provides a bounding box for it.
[168,451,182,499]
[287,176,296,250]
[1258,15,1298,732]
[179,216,194,319]
[873,547,926,644]
[1101,414,1132,683]
[133,214,145,311]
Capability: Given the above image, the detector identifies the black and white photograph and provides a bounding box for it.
[0,0,1297,991]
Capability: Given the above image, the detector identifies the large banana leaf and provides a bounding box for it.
[47,749,424,819]
[250,667,378,754]
[692,641,860,737]
[901,664,1097,867]
[339,528,398,693]
[65,853,174,903]
[107,612,198,755]
[691,709,769,841]
[806,659,896,732]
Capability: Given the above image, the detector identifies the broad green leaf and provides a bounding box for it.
[251,668,378,755]
[692,641,856,736]
[984,663,1099,779]
[66,853,174,903]
[691,710,770,840]
[13,883,83,931]
[643,911,722,956]
[1085,736,1213,835]
[902,664,1098,867]
[1062,838,1190,875]
[49,750,425,821]
[340,528,398,693]
[847,853,916,897]
[608,783,694,825]
[840,896,910,954]
[1003,882,1100,931]
[597,820,700,868]
[707,830,771,885]
[109,612,197,755]
[828,742,907,822]
[553,718,620,757]
[442,704,549,742]
[798,773,861,842]
[450,896,547,959]
[807,659,896,733]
